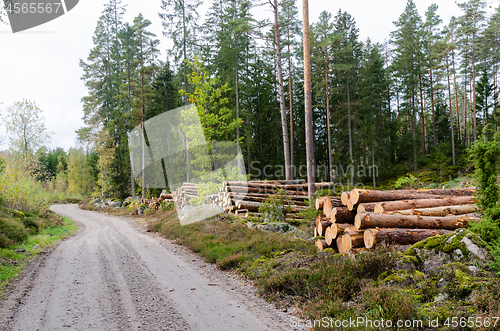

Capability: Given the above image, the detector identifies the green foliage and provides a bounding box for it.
[472,127,500,211]
[4,99,53,157]
[160,201,175,212]
[0,157,48,212]
[394,173,421,189]
[258,189,291,223]
[0,217,28,247]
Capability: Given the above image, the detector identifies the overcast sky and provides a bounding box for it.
[0,0,497,152]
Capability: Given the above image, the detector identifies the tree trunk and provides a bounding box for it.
[303,0,315,197]
[429,67,437,147]
[452,49,461,143]
[446,52,456,165]
[324,48,333,183]
[347,79,354,186]
[373,196,475,213]
[363,228,452,249]
[419,75,426,154]
[472,28,477,141]
[273,0,291,180]
[355,212,478,230]
[288,30,294,174]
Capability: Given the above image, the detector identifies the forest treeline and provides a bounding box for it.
[69,0,499,198]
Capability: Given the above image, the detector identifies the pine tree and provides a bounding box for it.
[159,0,202,104]
[458,0,487,142]
[390,0,424,170]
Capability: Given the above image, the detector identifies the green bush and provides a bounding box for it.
[0,157,48,213]
[0,217,28,247]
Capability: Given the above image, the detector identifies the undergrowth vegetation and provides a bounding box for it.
[142,209,498,330]
[0,154,79,297]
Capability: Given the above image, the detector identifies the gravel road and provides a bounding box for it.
[0,205,298,331]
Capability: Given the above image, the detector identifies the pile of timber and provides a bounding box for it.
[171,183,199,209]
[314,188,479,254]
[158,190,173,202]
[211,180,335,219]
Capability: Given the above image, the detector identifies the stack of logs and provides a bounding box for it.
[168,180,335,219]
[314,188,479,254]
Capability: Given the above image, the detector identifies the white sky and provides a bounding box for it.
[0,0,498,151]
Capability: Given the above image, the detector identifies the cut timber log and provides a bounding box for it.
[374,196,475,214]
[316,239,330,251]
[337,236,347,255]
[316,214,329,228]
[317,220,332,236]
[315,196,327,210]
[357,203,377,213]
[385,204,477,217]
[236,200,306,212]
[350,189,473,205]
[323,197,334,218]
[341,192,350,205]
[383,188,475,196]
[363,228,453,249]
[326,223,356,244]
[342,229,364,252]
[355,212,479,230]
[226,180,306,186]
[331,207,357,224]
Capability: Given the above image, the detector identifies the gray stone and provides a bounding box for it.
[468,265,479,275]
[454,248,464,260]
[138,206,146,215]
[433,292,449,303]
[461,237,487,259]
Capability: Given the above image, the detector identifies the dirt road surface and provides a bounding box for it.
[0,205,299,331]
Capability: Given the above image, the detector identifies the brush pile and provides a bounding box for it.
[314,188,479,254]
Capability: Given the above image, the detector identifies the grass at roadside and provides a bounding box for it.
[144,210,500,330]
[0,213,77,297]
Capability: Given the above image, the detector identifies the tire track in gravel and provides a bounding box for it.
[0,204,295,331]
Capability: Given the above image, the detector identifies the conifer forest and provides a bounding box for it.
[72,0,500,198]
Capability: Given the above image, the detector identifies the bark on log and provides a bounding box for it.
[236,200,306,212]
[385,204,477,217]
[227,182,333,190]
[374,196,475,214]
[355,212,479,230]
[357,202,377,213]
[316,214,329,228]
[383,188,475,196]
[331,207,356,224]
[350,189,473,205]
[159,193,173,200]
[229,192,309,201]
[227,186,309,196]
[363,228,453,249]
